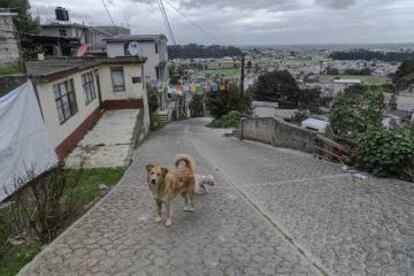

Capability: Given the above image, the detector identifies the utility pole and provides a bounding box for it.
[240,53,245,96]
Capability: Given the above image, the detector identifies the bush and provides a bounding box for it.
[189,94,204,117]
[150,113,165,131]
[206,83,251,119]
[147,84,159,113]
[207,111,243,128]
[353,127,414,180]
[330,86,383,140]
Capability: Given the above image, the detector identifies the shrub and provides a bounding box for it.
[207,111,243,128]
[150,113,165,131]
[189,94,204,117]
[206,83,251,119]
[330,86,383,140]
[147,84,159,113]
[353,127,414,180]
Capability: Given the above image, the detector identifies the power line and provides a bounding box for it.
[162,0,222,45]
[100,0,116,27]
[158,0,177,45]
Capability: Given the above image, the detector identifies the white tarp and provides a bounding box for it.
[0,80,58,201]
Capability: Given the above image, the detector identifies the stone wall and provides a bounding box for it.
[0,76,26,97]
[240,117,317,153]
[0,14,20,67]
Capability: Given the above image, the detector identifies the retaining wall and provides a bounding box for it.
[240,117,317,153]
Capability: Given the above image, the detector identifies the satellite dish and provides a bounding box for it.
[127,41,141,56]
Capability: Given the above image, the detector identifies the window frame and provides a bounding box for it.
[53,79,78,125]
[110,67,126,92]
[155,67,160,80]
[81,71,97,105]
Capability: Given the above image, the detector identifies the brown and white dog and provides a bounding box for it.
[146,154,196,226]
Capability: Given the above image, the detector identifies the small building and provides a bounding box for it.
[26,56,150,159]
[87,26,130,55]
[104,34,169,112]
[40,22,88,44]
[22,34,80,57]
[0,10,19,68]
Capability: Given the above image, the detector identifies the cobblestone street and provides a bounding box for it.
[19,119,414,276]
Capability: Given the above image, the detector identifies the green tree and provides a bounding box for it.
[146,84,159,113]
[298,88,321,112]
[330,85,384,140]
[206,83,251,118]
[251,70,299,105]
[393,60,414,91]
[0,0,39,34]
[189,94,204,117]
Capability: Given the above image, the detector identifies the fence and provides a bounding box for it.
[240,117,317,153]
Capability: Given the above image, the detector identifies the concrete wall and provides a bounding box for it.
[0,13,20,68]
[106,40,168,82]
[36,68,101,148]
[240,117,317,153]
[40,26,86,43]
[97,63,145,101]
[98,62,150,132]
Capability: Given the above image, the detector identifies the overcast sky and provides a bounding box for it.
[30,0,414,45]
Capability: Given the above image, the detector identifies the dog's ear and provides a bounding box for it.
[146,163,155,172]
[161,167,169,177]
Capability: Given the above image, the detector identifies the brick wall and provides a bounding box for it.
[240,117,317,153]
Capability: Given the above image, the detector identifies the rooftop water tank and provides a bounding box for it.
[55,7,69,21]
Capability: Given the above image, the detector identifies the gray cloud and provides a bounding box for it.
[31,0,414,45]
[315,0,356,9]
[178,0,305,11]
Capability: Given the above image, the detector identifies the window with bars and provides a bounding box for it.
[53,79,78,124]
[110,67,125,92]
[81,71,96,105]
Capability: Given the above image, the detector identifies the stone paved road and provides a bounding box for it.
[19,119,414,276]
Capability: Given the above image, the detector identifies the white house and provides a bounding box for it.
[26,56,150,159]
[104,34,169,111]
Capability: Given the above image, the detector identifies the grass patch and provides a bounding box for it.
[0,64,24,76]
[198,68,240,78]
[66,167,125,208]
[0,229,40,276]
[329,75,390,85]
[0,167,125,275]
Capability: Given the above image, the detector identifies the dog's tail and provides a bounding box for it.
[174,154,196,173]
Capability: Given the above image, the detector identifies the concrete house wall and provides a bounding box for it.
[0,13,19,68]
[40,24,87,43]
[98,63,146,109]
[34,60,150,159]
[106,38,168,83]
[36,68,101,158]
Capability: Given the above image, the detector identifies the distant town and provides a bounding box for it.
[1,2,414,275]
